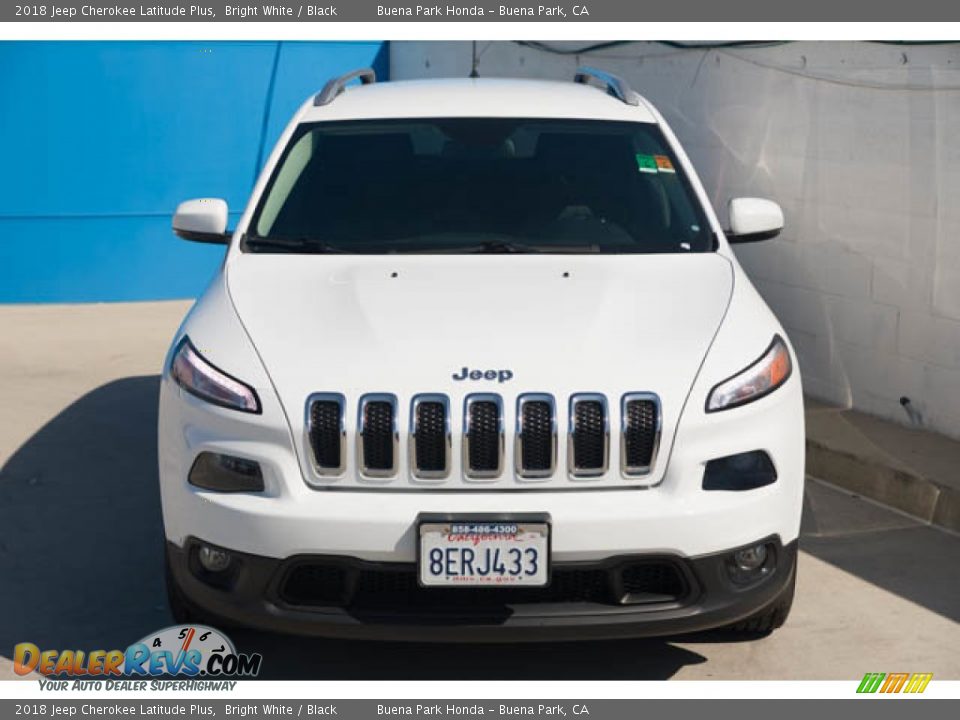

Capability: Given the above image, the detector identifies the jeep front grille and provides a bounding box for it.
[305,393,346,476]
[462,393,504,478]
[357,394,398,478]
[304,391,661,485]
[621,393,662,476]
[515,394,556,478]
[409,394,451,479]
[568,394,609,477]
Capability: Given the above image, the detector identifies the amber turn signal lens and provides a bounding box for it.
[706,336,793,412]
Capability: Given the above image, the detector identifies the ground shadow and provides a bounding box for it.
[799,479,960,623]
[0,376,170,655]
[231,632,705,680]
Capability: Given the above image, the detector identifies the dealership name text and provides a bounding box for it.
[377,5,590,16]
[378,706,591,716]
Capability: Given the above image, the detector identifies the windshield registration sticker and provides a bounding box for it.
[635,153,659,173]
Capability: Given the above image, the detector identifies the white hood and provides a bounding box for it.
[227,253,734,488]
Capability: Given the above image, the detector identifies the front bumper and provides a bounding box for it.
[167,536,797,642]
[159,369,805,563]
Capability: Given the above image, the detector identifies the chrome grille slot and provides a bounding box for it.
[515,394,556,478]
[463,394,504,479]
[409,394,451,479]
[305,393,346,476]
[357,394,398,478]
[621,393,662,477]
[568,394,609,477]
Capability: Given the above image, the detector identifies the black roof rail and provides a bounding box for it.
[573,66,639,106]
[313,68,377,107]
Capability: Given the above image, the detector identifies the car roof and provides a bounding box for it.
[297,77,659,124]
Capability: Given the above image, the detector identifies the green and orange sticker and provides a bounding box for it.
[655,154,676,173]
[635,153,676,174]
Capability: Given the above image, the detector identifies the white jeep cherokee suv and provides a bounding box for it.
[160,68,803,641]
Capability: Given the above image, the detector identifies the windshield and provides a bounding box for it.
[246,118,712,254]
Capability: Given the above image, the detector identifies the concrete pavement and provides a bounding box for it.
[0,301,957,680]
[806,398,960,532]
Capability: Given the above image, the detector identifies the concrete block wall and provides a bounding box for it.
[392,41,960,439]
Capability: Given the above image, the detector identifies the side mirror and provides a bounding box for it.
[726,197,784,243]
[172,198,230,244]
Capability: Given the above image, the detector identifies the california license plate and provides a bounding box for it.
[419,521,550,587]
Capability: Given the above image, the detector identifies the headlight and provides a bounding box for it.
[170,337,261,413]
[706,335,792,412]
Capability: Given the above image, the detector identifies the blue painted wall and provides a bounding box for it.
[0,41,387,303]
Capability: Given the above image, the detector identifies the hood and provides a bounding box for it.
[227,253,734,487]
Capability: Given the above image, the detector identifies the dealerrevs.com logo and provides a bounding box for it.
[14,625,262,687]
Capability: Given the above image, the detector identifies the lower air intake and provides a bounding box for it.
[619,561,688,603]
[278,558,690,612]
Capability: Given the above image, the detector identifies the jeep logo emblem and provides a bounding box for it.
[452,367,514,383]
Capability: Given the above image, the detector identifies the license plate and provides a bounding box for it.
[419,521,549,587]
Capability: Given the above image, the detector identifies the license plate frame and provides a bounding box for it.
[416,513,552,589]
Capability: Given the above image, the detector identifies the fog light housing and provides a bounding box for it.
[703,450,777,491]
[188,452,264,492]
[734,544,767,570]
[726,542,775,586]
[197,544,232,573]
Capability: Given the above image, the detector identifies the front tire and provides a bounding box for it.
[164,548,195,624]
[165,547,240,630]
[726,570,796,634]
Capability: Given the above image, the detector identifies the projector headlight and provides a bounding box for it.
[706,335,792,413]
[170,337,261,413]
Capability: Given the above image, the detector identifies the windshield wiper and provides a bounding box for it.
[392,241,604,254]
[471,241,604,254]
[378,235,541,254]
[244,236,349,254]
[470,240,538,254]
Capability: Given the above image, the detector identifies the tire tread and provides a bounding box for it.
[726,571,796,634]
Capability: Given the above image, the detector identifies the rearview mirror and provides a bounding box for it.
[172,198,230,244]
[726,198,783,244]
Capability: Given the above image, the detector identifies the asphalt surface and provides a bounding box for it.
[0,301,958,680]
